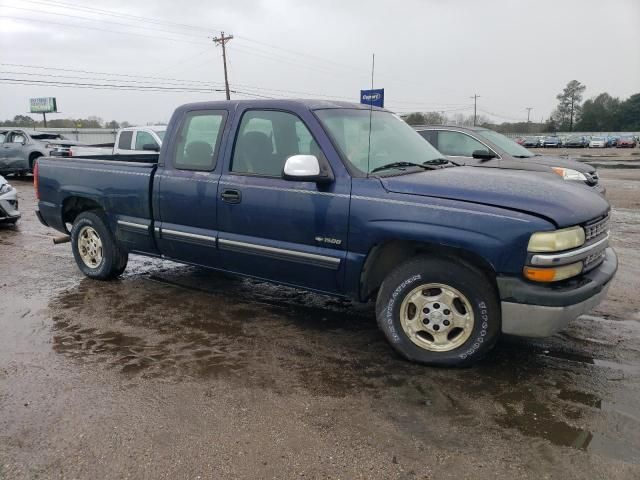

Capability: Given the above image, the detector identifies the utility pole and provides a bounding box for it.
[470,94,480,126]
[526,107,533,123]
[213,31,233,100]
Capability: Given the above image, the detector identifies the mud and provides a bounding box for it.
[1,168,639,479]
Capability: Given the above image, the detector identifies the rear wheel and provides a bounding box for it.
[71,211,128,279]
[375,256,500,367]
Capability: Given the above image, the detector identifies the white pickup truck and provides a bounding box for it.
[54,126,166,157]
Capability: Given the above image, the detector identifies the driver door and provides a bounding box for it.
[217,108,350,293]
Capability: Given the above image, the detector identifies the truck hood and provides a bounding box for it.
[380,167,609,227]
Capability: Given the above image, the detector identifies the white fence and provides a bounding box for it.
[5,127,117,145]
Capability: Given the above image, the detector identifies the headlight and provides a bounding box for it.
[552,167,587,181]
[528,226,585,252]
[45,143,56,150]
[0,183,12,194]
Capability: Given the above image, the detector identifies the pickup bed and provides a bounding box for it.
[35,99,617,366]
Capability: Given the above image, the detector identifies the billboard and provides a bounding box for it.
[360,89,384,108]
[30,97,58,113]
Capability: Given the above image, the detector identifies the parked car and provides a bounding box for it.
[542,136,562,148]
[522,137,541,147]
[0,130,82,175]
[617,135,638,148]
[0,174,20,224]
[35,100,617,367]
[53,126,166,157]
[415,126,603,193]
[589,136,607,148]
[564,136,589,148]
[606,136,619,147]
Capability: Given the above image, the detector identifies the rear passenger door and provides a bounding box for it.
[217,108,350,294]
[155,109,228,267]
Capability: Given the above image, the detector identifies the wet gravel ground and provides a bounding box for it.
[1,159,639,479]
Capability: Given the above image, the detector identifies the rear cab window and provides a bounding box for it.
[118,131,133,150]
[173,110,227,171]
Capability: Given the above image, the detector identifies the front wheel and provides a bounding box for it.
[375,256,500,367]
[71,210,128,280]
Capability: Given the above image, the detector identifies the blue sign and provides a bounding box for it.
[360,88,384,108]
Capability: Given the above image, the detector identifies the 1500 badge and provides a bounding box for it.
[315,236,342,246]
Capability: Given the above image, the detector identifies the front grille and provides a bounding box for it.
[584,215,609,242]
[583,249,606,272]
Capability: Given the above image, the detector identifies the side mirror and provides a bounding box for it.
[282,154,333,183]
[472,149,497,161]
[142,143,160,152]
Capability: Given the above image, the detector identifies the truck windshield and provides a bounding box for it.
[476,129,535,158]
[152,129,166,140]
[315,109,444,174]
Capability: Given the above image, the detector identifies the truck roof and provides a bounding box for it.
[177,99,386,112]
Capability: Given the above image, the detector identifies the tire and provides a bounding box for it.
[70,210,128,280]
[375,256,500,367]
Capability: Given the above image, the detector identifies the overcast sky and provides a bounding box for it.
[1,0,639,125]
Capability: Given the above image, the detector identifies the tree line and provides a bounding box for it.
[0,115,133,129]
[403,82,640,133]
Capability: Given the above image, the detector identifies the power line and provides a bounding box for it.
[19,0,363,73]
[0,63,225,87]
[20,0,216,33]
[0,5,211,40]
[0,69,224,89]
[0,15,210,45]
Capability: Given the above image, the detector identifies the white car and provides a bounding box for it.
[589,136,607,148]
[0,174,20,224]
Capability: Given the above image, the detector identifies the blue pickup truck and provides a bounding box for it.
[35,100,617,366]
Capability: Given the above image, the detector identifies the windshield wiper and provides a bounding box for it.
[512,155,534,158]
[424,157,461,167]
[371,162,434,173]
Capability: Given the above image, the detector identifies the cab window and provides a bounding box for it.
[9,132,26,144]
[173,110,226,171]
[437,131,487,157]
[231,110,324,177]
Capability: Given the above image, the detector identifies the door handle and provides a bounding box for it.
[221,189,241,204]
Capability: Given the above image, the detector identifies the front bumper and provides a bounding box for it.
[0,187,21,221]
[498,248,617,337]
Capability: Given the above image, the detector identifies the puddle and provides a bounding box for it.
[46,265,640,463]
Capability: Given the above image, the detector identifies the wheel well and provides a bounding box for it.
[62,196,103,230]
[29,151,43,167]
[359,240,497,301]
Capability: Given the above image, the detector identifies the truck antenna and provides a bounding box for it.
[366,53,375,178]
